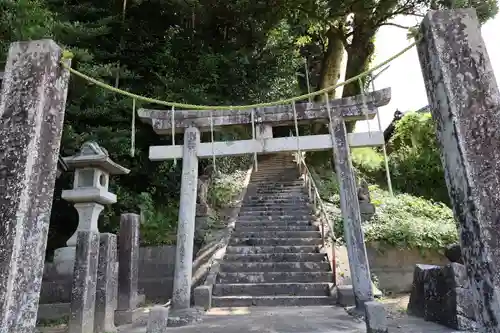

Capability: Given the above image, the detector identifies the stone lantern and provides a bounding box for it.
[53,141,130,275]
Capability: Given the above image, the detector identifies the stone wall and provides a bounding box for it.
[40,245,177,306]
[366,244,448,293]
[136,246,177,302]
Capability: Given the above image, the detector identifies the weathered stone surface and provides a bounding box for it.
[138,88,391,134]
[146,306,169,333]
[116,213,140,324]
[193,285,212,310]
[407,264,441,317]
[0,39,70,333]
[329,114,373,308]
[118,213,140,310]
[336,285,356,307]
[417,9,500,329]
[364,301,388,333]
[444,244,462,264]
[408,263,478,330]
[172,126,200,310]
[95,233,118,333]
[68,231,100,333]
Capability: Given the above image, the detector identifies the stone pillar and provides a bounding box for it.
[116,213,141,324]
[172,126,200,310]
[417,9,500,329]
[329,115,373,309]
[95,233,118,333]
[68,231,100,333]
[0,39,70,332]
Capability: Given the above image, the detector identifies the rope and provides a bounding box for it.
[171,106,177,167]
[370,77,394,196]
[251,109,258,172]
[59,40,418,111]
[292,102,301,170]
[210,111,217,173]
[130,98,136,157]
[359,77,372,137]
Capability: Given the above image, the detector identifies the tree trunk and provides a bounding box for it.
[316,27,345,101]
[342,15,377,132]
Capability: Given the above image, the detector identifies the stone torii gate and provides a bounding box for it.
[138,87,391,311]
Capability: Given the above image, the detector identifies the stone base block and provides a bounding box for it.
[137,294,146,306]
[365,301,388,333]
[407,264,441,317]
[147,306,169,333]
[37,303,70,321]
[337,285,355,307]
[407,263,478,330]
[115,308,143,326]
[167,307,204,327]
[194,285,212,310]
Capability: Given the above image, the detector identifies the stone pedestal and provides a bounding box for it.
[95,233,118,333]
[172,126,200,310]
[0,39,71,333]
[68,231,100,333]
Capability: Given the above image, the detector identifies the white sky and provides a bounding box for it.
[355,13,500,132]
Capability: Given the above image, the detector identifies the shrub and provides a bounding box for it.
[138,192,178,246]
[364,186,457,250]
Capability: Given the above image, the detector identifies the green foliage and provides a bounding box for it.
[389,112,449,204]
[137,192,178,246]
[364,186,457,250]
[350,112,449,205]
[208,169,249,209]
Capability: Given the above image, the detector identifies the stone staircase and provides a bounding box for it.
[212,154,335,307]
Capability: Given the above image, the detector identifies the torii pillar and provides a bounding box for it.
[172,126,200,310]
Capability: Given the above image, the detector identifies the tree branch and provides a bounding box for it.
[381,22,413,30]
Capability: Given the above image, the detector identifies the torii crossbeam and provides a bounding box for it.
[138,87,392,311]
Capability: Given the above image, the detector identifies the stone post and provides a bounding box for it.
[172,126,200,310]
[68,231,100,333]
[0,39,70,332]
[116,213,141,324]
[95,233,118,333]
[329,115,373,309]
[417,9,500,330]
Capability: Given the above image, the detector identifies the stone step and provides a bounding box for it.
[232,231,321,238]
[253,188,306,194]
[239,207,311,213]
[238,211,312,218]
[236,219,314,224]
[241,203,312,208]
[212,295,336,307]
[229,237,322,246]
[225,245,318,255]
[236,221,312,227]
[250,181,304,186]
[246,195,308,201]
[212,282,330,296]
[237,214,312,220]
[234,225,316,232]
[220,261,330,272]
[217,271,333,284]
[251,182,304,187]
[223,252,326,262]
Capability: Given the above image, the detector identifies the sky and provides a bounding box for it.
[354,12,500,132]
